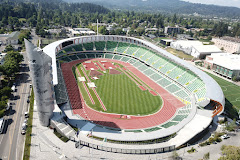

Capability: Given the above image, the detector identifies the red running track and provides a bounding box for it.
[61,58,185,129]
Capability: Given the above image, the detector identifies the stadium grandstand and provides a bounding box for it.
[37,35,225,154]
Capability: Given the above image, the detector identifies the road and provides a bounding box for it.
[0,30,38,160]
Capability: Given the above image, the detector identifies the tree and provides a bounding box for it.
[5,45,14,52]
[219,145,240,160]
[203,152,210,160]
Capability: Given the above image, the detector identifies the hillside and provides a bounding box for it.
[64,0,240,18]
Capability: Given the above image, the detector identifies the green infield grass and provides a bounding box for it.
[73,63,162,116]
[206,72,240,118]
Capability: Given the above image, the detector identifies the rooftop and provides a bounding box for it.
[193,45,221,53]
[217,36,240,43]
[208,53,240,70]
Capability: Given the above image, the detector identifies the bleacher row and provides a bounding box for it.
[54,62,69,104]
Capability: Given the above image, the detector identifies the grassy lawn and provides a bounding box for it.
[23,89,34,160]
[206,72,240,118]
[166,48,193,60]
[74,63,162,116]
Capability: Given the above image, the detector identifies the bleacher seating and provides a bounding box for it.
[157,78,171,87]
[177,72,196,85]
[150,73,163,82]
[161,121,178,128]
[59,56,72,62]
[63,46,74,53]
[113,54,122,60]
[165,84,181,93]
[146,55,159,65]
[140,51,152,61]
[83,42,94,51]
[133,61,143,68]
[133,47,148,58]
[138,64,149,71]
[72,44,83,52]
[117,42,129,53]
[54,62,68,104]
[121,56,130,62]
[86,54,95,58]
[168,67,185,79]
[126,44,139,55]
[143,68,155,76]
[68,55,79,61]
[105,54,114,59]
[171,115,188,122]
[76,53,87,59]
[159,62,176,74]
[106,41,118,52]
[95,41,106,51]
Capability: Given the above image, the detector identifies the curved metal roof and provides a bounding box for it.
[43,35,225,108]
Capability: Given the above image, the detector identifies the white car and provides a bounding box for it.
[221,134,230,139]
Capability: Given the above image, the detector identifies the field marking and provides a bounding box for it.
[75,66,95,105]
[80,66,107,111]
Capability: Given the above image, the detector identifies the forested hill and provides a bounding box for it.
[65,0,240,18]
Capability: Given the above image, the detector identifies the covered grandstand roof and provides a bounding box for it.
[43,35,225,108]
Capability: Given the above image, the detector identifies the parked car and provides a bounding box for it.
[221,134,230,139]
[21,122,27,135]
[24,112,29,118]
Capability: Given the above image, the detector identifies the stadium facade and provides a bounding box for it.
[26,35,225,153]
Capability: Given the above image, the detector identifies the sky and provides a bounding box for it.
[182,0,240,8]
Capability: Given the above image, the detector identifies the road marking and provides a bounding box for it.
[8,77,26,160]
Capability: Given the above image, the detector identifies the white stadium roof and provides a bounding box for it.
[43,35,225,108]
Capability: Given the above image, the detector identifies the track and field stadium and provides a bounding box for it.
[42,35,225,154]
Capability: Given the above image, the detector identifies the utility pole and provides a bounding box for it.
[97,19,99,36]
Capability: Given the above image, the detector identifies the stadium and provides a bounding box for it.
[31,35,225,154]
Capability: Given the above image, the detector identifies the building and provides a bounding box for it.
[69,28,95,36]
[177,34,196,40]
[170,40,221,59]
[160,39,173,46]
[0,31,20,45]
[25,39,55,127]
[164,26,180,35]
[212,37,240,54]
[205,53,240,80]
[191,45,221,59]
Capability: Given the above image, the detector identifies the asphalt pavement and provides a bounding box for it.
[0,50,31,160]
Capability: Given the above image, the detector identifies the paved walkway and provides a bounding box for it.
[30,103,240,160]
